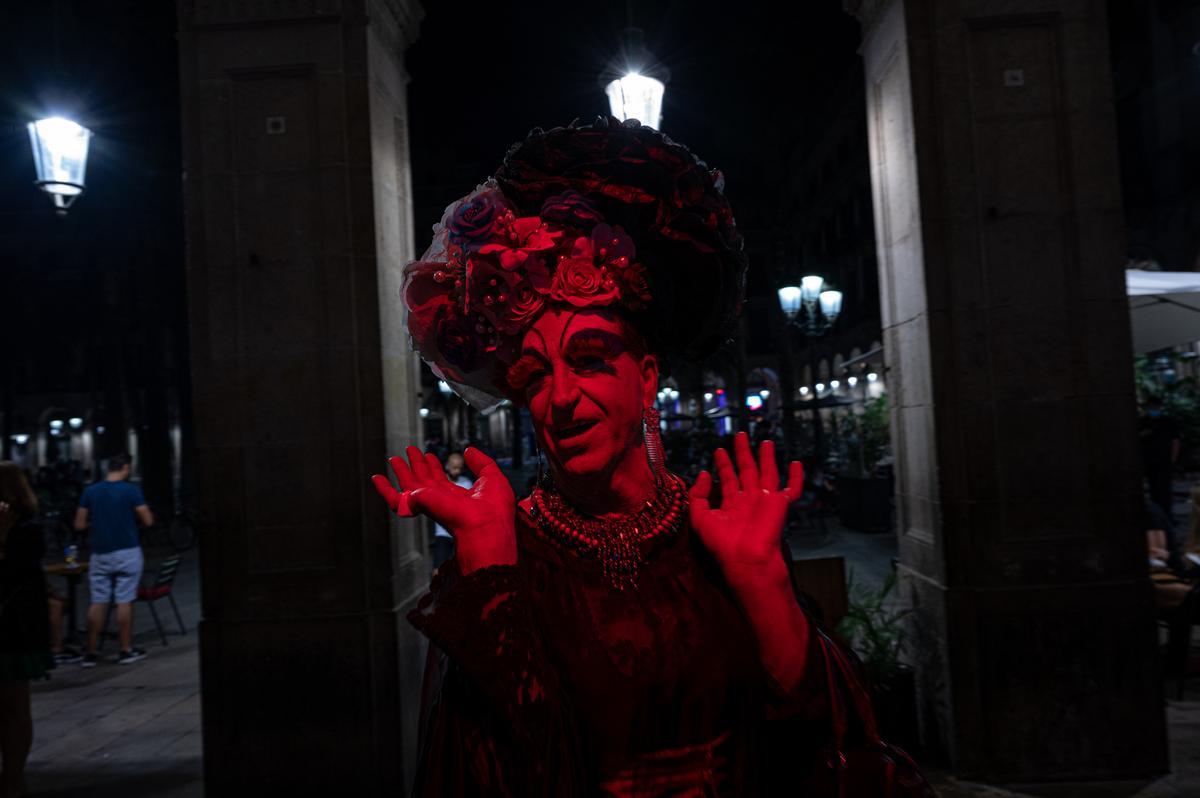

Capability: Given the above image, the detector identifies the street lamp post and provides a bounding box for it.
[27,116,92,214]
[777,274,844,470]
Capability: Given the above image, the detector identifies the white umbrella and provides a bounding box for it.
[1127,269,1200,353]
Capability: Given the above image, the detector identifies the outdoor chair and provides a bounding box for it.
[1158,579,1200,700]
[791,488,828,534]
[137,555,187,646]
[789,555,849,631]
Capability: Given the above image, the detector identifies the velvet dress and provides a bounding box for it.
[408,503,832,797]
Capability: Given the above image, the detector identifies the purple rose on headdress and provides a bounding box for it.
[590,223,635,265]
[447,191,507,248]
[540,190,603,228]
[435,308,486,372]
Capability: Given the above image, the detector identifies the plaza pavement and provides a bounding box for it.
[26,547,203,797]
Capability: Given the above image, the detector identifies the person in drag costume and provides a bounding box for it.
[372,118,930,797]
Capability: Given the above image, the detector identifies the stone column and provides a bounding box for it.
[849,0,1168,782]
[176,1,426,793]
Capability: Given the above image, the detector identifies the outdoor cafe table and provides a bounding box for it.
[44,560,89,640]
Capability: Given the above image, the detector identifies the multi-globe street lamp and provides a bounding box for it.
[777,274,845,469]
[777,274,843,335]
[27,116,92,214]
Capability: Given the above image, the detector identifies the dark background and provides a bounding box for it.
[1,0,1197,508]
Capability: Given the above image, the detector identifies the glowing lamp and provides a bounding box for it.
[603,28,669,130]
[703,392,714,401]
[819,290,843,321]
[800,275,825,303]
[28,117,92,212]
[11,434,29,445]
[68,417,84,429]
[605,73,666,129]
[746,395,763,410]
[777,286,803,320]
[437,380,453,396]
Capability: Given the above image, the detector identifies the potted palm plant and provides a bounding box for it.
[836,569,920,752]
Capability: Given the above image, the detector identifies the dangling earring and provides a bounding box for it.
[533,436,549,489]
[643,406,666,481]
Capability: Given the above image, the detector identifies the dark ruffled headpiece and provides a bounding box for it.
[402,117,746,409]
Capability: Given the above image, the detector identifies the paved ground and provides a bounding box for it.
[26,548,203,797]
[19,512,1200,796]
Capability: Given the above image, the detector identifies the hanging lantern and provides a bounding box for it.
[28,116,92,212]
[603,28,669,130]
[605,73,666,129]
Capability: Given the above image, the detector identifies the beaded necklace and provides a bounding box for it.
[530,473,688,590]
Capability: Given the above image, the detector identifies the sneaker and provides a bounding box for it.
[53,649,83,665]
[80,653,99,668]
[117,648,147,665]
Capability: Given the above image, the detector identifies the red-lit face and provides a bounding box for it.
[508,305,658,485]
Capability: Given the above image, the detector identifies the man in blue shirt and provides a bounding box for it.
[73,454,154,666]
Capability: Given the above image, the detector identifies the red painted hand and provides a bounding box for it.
[371,446,517,574]
[688,433,804,590]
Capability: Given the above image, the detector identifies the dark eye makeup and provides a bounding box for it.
[564,331,625,368]
[507,329,628,392]
[507,353,548,390]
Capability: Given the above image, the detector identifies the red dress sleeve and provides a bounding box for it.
[407,561,588,797]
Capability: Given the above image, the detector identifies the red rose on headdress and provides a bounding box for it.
[549,236,621,307]
[540,190,603,228]
[479,216,559,271]
[508,282,546,328]
[618,262,652,310]
[404,261,456,345]
[435,307,487,372]
[447,191,508,249]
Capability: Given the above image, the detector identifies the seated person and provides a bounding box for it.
[1144,498,1196,578]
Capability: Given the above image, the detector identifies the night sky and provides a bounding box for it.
[0,1,860,252]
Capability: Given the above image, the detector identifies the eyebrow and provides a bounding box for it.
[563,328,627,351]
[521,328,550,360]
[518,347,550,364]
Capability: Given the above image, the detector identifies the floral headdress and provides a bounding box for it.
[403,118,746,410]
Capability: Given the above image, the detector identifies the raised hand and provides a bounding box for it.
[690,433,813,693]
[371,446,517,574]
[688,432,804,590]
